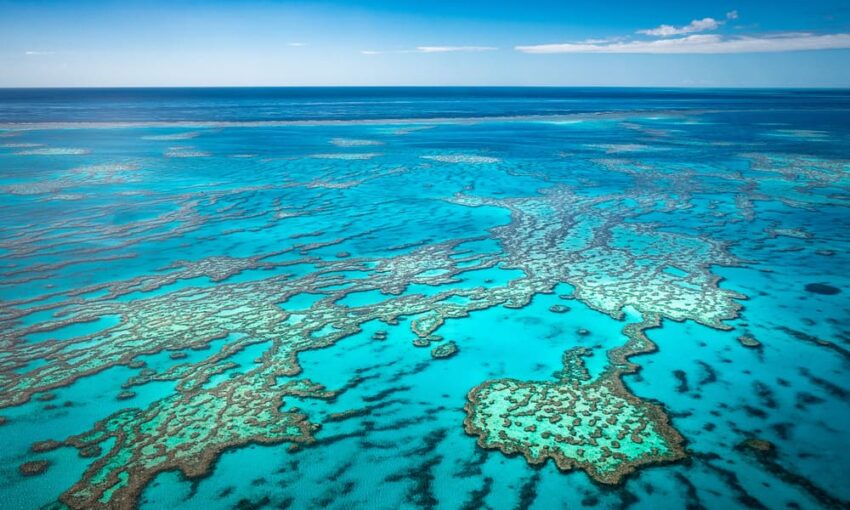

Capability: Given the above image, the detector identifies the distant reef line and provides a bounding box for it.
[0,109,721,130]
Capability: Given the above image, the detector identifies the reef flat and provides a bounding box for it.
[465,325,685,485]
[0,89,849,510]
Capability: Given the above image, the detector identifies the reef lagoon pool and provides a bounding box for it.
[0,88,848,509]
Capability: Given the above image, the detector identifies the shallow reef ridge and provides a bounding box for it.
[466,339,684,484]
[0,91,849,510]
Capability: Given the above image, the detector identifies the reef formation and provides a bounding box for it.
[465,323,685,484]
[1,109,848,510]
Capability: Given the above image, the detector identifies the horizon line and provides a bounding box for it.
[2,85,850,90]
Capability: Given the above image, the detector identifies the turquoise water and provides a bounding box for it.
[0,89,848,509]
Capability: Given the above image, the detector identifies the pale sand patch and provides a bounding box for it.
[3,182,66,195]
[766,129,830,140]
[421,154,500,164]
[48,193,87,201]
[143,131,202,141]
[309,153,382,160]
[329,138,384,147]
[585,144,652,154]
[1,143,43,148]
[392,125,436,135]
[71,163,139,176]
[165,146,211,158]
[14,148,90,156]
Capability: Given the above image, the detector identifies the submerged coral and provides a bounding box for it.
[466,316,684,484]
[0,113,847,509]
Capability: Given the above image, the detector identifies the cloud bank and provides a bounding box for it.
[637,11,739,37]
[516,33,850,54]
[638,18,721,37]
[515,10,850,55]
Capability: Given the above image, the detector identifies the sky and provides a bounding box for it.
[1,0,850,87]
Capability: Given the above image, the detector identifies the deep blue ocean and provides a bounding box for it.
[2,87,850,123]
[0,88,848,510]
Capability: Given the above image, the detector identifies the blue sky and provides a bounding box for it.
[1,0,849,87]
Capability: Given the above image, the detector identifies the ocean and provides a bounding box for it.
[0,88,848,510]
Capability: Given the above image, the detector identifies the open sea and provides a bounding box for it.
[0,87,848,510]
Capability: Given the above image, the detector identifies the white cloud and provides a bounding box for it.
[24,51,55,56]
[361,46,497,55]
[515,32,850,54]
[287,42,307,47]
[637,11,740,37]
[414,46,497,53]
[638,17,721,37]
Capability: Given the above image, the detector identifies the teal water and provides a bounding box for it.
[0,89,848,510]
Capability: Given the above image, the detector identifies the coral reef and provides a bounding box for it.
[4,119,846,509]
[431,341,459,359]
[465,317,684,484]
[19,460,51,477]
